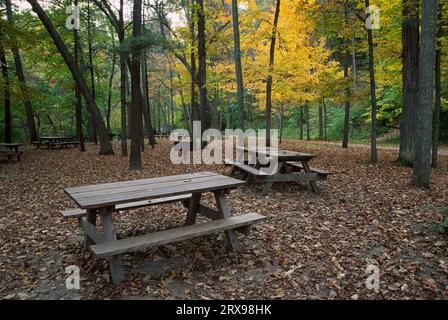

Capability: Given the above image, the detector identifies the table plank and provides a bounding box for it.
[237,146,315,161]
[66,173,245,209]
[65,172,219,194]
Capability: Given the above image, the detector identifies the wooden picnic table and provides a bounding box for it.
[34,136,79,149]
[225,146,331,193]
[63,172,265,285]
[0,143,23,162]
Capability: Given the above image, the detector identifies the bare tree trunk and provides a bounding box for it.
[318,102,323,140]
[279,103,284,144]
[323,99,327,141]
[129,0,144,169]
[231,0,244,130]
[413,0,438,188]
[265,0,281,147]
[106,30,116,134]
[0,37,11,143]
[342,1,351,149]
[399,0,419,166]
[87,0,98,145]
[5,0,38,142]
[27,0,113,154]
[432,3,442,168]
[306,103,310,141]
[366,0,377,163]
[74,0,85,151]
[299,106,303,140]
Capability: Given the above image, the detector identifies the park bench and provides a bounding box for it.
[34,136,79,149]
[62,172,265,285]
[285,162,332,180]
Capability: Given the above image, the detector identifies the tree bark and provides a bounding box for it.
[265,0,281,147]
[413,0,438,188]
[129,0,144,169]
[342,1,351,149]
[5,0,38,142]
[231,0,244,130]
[0,37,11,143]
[366,0,377,163]
[74,0,85,151]
[399,0,419,166]
[27,0,113,154]
[87,0,98,145]
[432,3,443,168]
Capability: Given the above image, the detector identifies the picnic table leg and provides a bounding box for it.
[185,192,202,226]
[213,190,241,253]
[100,207,124,285]
[301,160,318,193]
[262,161,283,194]
[84,209,97,248]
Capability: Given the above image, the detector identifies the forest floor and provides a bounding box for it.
[0,139,447,300]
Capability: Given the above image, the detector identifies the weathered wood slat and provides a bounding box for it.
[78,217,106,244]
[255,173,319,183]
[73,175,224,200]
[89,213,266,258]
[285,162,331,176]
[65,172,219,195]
[224,159,270,176]
[61,194,193,219]
[71,177,244,209]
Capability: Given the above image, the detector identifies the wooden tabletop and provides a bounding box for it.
[65,172,245,209]
[0,143,22,147]
[237,146,315,161]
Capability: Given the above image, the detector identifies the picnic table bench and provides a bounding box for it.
[33,136,80,149]
[62,172,265,285]
[225,146,331,193]
[0,143,23,162]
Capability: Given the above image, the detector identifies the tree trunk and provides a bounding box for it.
[231,0,244,130]
[399,0,419,166]
[342,1,351,149]
[299,106,303,140]
[87,0,98,145]
[27,0,113,154]
[366,0,377,163]
[413,0,438,188]
[5,0,38,142]
[74,0,85,151]
[106,32,116,134]
[306,103,310,141]
[318,102,323,140]
[279,103,284,144]
[197,0,211,131]
[432,3,442,168]
[0,39,12,143]
[129,0,144,169]
[323,99,327,141]
[265,0,281,147]
[189,1,199,129]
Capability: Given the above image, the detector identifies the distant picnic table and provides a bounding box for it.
[33,136,80,149]
[62,172,265,285]
[0,143,23,162]
[225,146,331,193]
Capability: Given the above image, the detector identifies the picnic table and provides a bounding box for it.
[33,136,80,149]
[62,172,265,285]
[225,146,331,193]
[0,143,23,162]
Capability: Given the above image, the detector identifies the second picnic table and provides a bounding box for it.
[0,143,23,161]
[34,136,80,149]
[225,146,331,193]
[62,172,265,285]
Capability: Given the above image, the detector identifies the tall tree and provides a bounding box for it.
[129,0,144,169]
[27,0,113,154]
[197,0,211,131]
[265,0,281,147]
[432,3,443,168]
[0,33,11,143]
[342,1,351,149]
[231,0,244,130]
[413,0,438,188]
[366,0,377,162]
[5,0,38,142]
[399,0,420,166]
[87,0,98,144]
[73,0,85,152]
